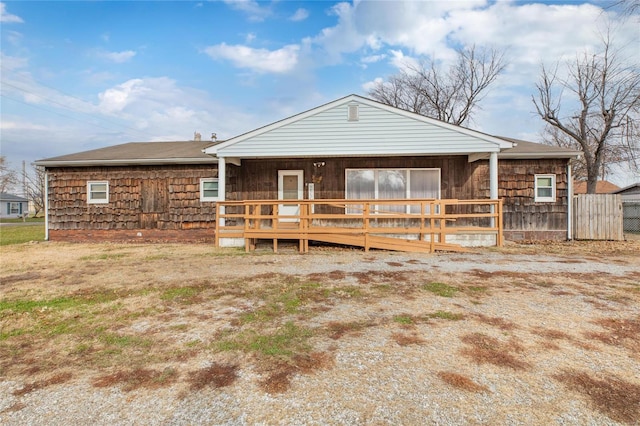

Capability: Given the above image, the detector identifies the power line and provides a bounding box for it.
[0,93,152,140]
[1,81,153,140]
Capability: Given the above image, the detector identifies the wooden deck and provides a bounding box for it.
[215,199,503,253]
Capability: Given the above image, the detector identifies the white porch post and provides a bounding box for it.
[489,152,498,229]
[44,171,49,241]
[489,152,498,199]
[567,162,573,240]
[217,156,226,226]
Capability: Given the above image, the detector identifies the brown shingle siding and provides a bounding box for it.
[47,165,217,236]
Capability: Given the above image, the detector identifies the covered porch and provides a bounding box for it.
[214,198,503,253]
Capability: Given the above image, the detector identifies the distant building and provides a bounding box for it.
[612,183,640,202]
[0,192,29,219]
[573,180,620,194]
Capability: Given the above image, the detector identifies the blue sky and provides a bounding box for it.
[1,0,638,186]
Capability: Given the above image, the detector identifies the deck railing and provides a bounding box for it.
[215,198,503,253]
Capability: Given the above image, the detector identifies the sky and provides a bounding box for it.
[1,0,638,186]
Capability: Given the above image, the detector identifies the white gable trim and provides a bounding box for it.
[206,94,514,158]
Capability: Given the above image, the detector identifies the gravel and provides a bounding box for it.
[1,242,639,425]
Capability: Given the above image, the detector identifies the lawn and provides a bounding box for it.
[0,223,45,246]
[1,241,639,424]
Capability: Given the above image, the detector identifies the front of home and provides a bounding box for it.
[0,193,29,219]
[36,94,579,246]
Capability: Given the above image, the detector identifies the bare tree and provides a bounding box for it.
[23,164,46,217]
[607,0,640,15]
[0,156,18,193]
[532,34,640,193]
[369,45,507,126]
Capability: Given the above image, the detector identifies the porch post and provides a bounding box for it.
[218,156,226,227]
[44,171,49,241]
[489,152,498,230]
[489,152,498,199]
[567,162,573,240]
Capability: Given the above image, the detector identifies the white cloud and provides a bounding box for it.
[388,50,419,72]
[95,77,254,140]
[0,52,28,71]
[361,77,383,93]
[245,32,256,43]
[204,43,299,73]
[290,8,309,22]
[0,3,23,23]
[361,54,386,64]
[93,49,137,63]
[223,0,272,22]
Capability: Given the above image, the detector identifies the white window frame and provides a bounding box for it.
[200,178,220,202]
[87,181,109,204]
[9,202,21,215]
[345,168,441,214]
[534,174,556,202]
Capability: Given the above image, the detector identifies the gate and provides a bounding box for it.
[573,194,623,240]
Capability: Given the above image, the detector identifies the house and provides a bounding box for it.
[36,94,580,246]
[612,183,640,233]
[611,183,640,202]
[0,193,29,219]
[573,180,620,194]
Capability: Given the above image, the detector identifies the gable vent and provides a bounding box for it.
[347,104,359,122]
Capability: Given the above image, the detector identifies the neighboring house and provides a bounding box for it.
[612,183,640,233]
[36,94,580,244]
[573,180,620,194]
[611,183,640,202]
[0,193,29,219]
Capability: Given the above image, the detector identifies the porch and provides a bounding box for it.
[214,198,503,253]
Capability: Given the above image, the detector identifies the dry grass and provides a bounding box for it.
[259,352,334,394]
[92,367,178,391]
[437,371,488,393]
[391,332,425,346]
[1,241,639,423]
[187,364,238,390]
[584,316,640,353]
[12,372,73,396]
[553,369,640,425]
[459,333,530,370]
[473,313,518,330]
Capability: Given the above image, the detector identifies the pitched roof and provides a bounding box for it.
[0,192,28,202]
[495,138,581,159]
[611,182,640,195]
[35,141,218,167]
[573,180,621,194]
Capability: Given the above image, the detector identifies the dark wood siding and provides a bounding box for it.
[227,156,570,238]
[228,156,479,200]
[47,165,217,232]
[497,159,569,236]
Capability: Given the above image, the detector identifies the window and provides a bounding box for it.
[535,174,556,202]
[87,181,109,204]
[345,168,440,214]
[200,178,219,201]
[8,202,22,215]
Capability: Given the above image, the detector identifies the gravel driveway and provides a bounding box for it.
[1,241,639,425]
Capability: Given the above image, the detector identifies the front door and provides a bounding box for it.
[278,170,303,222]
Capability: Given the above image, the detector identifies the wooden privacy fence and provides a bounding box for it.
[215,198,503,253]
[573,194,624,241]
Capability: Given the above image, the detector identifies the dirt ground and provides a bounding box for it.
[1,240,639,425]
